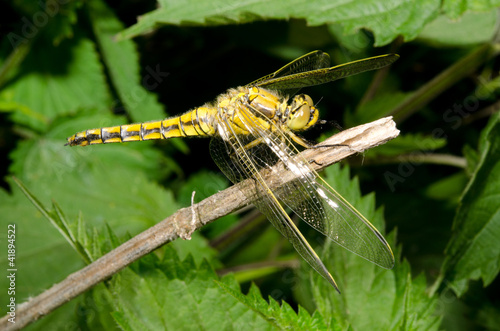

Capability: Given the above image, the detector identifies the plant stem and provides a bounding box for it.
[350,153,467,168]
[389,43,498,122]
[0,43,31,89]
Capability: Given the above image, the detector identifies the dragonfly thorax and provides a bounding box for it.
[245,87,285,119]
[243,87,319,133]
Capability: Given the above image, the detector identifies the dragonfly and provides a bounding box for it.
[67,50,398,292]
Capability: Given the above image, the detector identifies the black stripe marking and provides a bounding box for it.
[163,124,178,133]
[160,121,165,139]
[145,127,161,135]
[76,136,88,145]
[179,117,186,137]
[123,131,140,138]
[195,109,207,135]
[102,130,121,143]
[86,133,101,141]
[190,110,202,135]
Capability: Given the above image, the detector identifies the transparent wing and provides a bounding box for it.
[241,119,395,268]
[288,174,395,269]
[253,54,399,91]
[210,113,340,291]
[247,50,331,87]
[209,101,394,290]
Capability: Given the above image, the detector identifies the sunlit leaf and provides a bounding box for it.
[116,0,441,46]
[442,0,500,19]
[88,0,167,122]
[94,247,276,330]
[3,35,111,131]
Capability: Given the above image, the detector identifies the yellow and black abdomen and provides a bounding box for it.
[66,107,217,146]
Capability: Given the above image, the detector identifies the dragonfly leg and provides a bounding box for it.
[309,159,324,166]
[307,143,350,166]
[242,137,265,150]
[311,143,349,149]
[287,131,313,149]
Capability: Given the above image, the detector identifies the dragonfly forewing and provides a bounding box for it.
[247,50,331,87]
[254,54,399,91]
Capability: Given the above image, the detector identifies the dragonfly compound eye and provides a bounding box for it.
[288,94,318,131]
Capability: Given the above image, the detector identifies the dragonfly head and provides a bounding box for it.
[287,94,319,132]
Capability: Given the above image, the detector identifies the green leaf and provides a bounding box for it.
[10,0,83,46]
[433,112,500,296]
[424,172,468,202]
[0,178,86,330]
[91,247,277,330]
[302,164,441,330]
[11,177,94,264]
[2,34,111,131]
[418,9,499,46]
[177,170,229,206]
[0,103,227,325]
[178,170,238,239]
[217,281,332,329]
[88,0,167,123]
[442,0,500,19]
[463,144,480,176]
[364,133,447,157]
[116,0,441,46]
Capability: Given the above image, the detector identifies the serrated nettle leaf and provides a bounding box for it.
[116,0,442,46]
[5,35,111,131]
[215,271,331,329]
[79,244,327,330]
[92,251,277,330]
[435,112,500,296]
[0,180,83,308]
[0,173,192,330]
[88,0,167,123]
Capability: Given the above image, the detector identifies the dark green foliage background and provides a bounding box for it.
[1,0,500,329]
